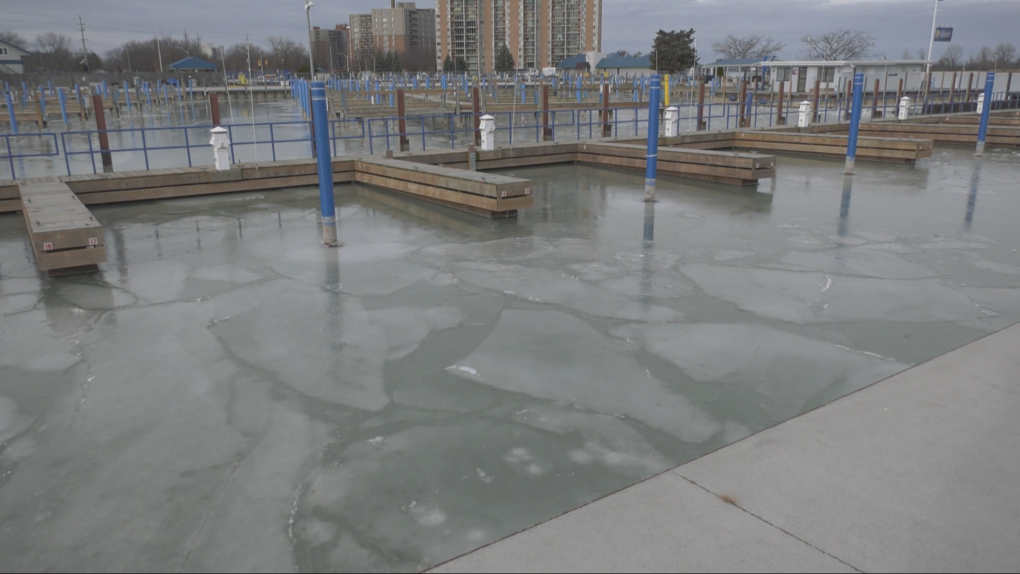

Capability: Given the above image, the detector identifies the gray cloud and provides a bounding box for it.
[5,0,1018,62]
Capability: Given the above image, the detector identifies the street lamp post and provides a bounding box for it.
[923,0,944,105]
[305,1,316,79]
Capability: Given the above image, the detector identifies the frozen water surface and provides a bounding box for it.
[1,146,1020,570]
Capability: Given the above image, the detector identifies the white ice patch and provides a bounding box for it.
[446,365,478,376]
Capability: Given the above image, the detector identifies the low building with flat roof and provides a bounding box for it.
[768,60,930,94]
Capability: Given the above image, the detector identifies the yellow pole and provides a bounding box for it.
[664,75,670,106]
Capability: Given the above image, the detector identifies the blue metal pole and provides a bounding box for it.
[522,84,527,104]
[976,72,996,156]
[5,91,16,134]
[58,88,68,125]
[745,92,753,127]
[645,74,661,202]
[123,82,131,111]
[844,72,865,175]
[311,81,339,247]
[442,75,447,90]
[38,86,46,115]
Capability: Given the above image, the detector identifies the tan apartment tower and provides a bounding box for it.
[435,0,603,74]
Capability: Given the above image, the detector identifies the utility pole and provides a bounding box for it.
[157,36,164,73]
[184,29,189,44]
[78,15,90,72]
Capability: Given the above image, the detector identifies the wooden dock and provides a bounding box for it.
[18,178,107,275]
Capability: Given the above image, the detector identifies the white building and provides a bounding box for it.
[0,39,32,74]
[768,60,930,94]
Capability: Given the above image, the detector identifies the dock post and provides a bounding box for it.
[966,73,974,103]
[777,82,785,125]
[697,81,706,130]
[210,93,221,126]
[602,83,612,136]
[644,74,661,202]
[898,78,905,108]
[5,91,16,134]
[871,79,880,118]
[397,88,409,152]
[92,95,114,173]
[813,79,821,123]
[123,82,132,112]
[738,81,747,127]
[58,88,68,126]
[311,81,339,248]
[542,84,552,141]
[976,72,995,157]
[38,86,46,116]
[472,86,481,146]
[844,72,865,175]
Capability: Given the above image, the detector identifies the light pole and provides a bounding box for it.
[923,0,944,103]
[304,1,316,79]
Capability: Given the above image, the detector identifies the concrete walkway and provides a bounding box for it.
[431,323,1020,573]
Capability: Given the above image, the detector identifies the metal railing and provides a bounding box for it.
[365,110,575,154]
[1,132,60,179]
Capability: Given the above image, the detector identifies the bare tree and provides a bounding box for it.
[266,36,308,71]
[938,44,964,69]
[712,34,785,59]
[26,33,76,71]
[901,49,911,60]
[0,29,28,48]
[917,49,928,61]
[801,29,875,60]
[994,42,1017,66]
[969,46,994,68]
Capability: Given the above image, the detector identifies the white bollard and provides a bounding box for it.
[663,106,680,137]
[898,97,911,120]
[209,127,231,171]
[797,101,812,128]
[976,93,985,115]
[479,114,496,151]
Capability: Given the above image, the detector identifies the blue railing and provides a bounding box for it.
[58,118,365,176]
[365,110,575,154]
[1,132,60,178]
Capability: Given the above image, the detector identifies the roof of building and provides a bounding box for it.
[0,38,32,55]
[595,54,651,69]
[702,58,763,68]
[556,55,588,69]
[167,56,217,70]
[772,59,930,67]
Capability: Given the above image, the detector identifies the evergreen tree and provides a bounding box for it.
[648,29,698,75]
[494,44,515,72]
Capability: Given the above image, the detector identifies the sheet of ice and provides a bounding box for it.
[447,309,719,442]
[680,263,984,324]
[0,310,81,372]
[56,283,137,309]
[0,293,39,315]
[190,264,266,284]
[450,262,683,322]
[612,323,910,420]
[766,249,937,280]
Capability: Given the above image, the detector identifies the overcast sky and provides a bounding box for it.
[4,0,1019,61]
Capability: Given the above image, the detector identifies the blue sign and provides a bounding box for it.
[934,26,954,42]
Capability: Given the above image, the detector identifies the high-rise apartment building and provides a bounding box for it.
[313,25,350,73]
[349,14,375,72]
[435,0,603,74]
[349,2,437,72]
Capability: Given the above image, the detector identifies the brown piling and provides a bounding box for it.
[92,94,113,173]
[396,88,409,152]
[472,86,481,146]
[696,81,706,130]
[948,72,957,108]
[813,79,821,123]
[602,83,612,137]
[542,84,552,141]
[738,81,747,127]
[872,79,880,118]
[210,93,221,126]
[776,82,785,125]
[966,73,974,102]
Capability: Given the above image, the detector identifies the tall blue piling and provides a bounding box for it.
[102,81,108,99]
[48,81,53,95]
[976,72,996,156]
[311,81,339,247]
[844,72,865,174]
[123,82,131,112]
[522,84,527,104]
[745,92,753,127]
[442,75,447,90]
[5,91,16,134]
[38,86,46,115]
[58,88,68,125]
[145,83,152,109]
[645,74,661,202]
